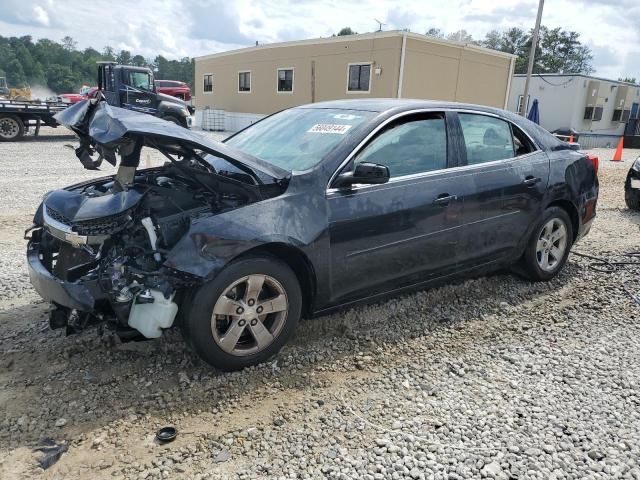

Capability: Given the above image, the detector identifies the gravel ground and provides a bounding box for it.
[1,128,640,480]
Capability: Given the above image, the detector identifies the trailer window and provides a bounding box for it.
[277,68,293,92]
[203,74,213,93]
[347,63,371,93]
[238,71,251,93]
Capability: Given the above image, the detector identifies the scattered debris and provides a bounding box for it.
[33,438,68,470]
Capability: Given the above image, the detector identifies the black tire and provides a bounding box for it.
[0,114,25,141]
[184,256,302,371]
[520,206,574,282]
[625,188,640,211]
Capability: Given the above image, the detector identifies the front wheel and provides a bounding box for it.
[520,207,573,281]
[184,256,302,371]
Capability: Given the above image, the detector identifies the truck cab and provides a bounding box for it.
[97,62,194,128]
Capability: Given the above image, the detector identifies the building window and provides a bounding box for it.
[622,109,631,122]
[593,106,603,121]
[203,74,213,94]
[584,107,594,120]
[277,68,294,92]
[238,71,251,93]
[347,63,371,93]
[516,95,530,115]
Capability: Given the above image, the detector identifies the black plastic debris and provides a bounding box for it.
[33,438,68,470]
[156,426,177,443]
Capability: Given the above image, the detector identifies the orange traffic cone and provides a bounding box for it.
[612,137,624,162]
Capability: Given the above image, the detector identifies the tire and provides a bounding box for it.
[184,256,302,371]
[0,115,25,141]
[520,206,574,281]
[625,188,640,211]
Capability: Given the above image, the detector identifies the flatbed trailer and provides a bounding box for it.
[0,100,68,141]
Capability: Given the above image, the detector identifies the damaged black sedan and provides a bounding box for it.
[27,98,598,370]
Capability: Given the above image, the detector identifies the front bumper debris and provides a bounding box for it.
[27,241,102,311]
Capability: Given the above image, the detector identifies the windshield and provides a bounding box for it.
[225,108,375,171]
[127,71,153,91]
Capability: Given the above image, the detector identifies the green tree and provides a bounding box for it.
[425,28,444,38]
[131,55,147,67]
[116,50,132,65]
[0,34,194,93]
[61,36,77,51]
[336,27,356,36]
[447,30,475,43]
[481,26,593,74]
[619,77,637,84]
[102,46,115,60]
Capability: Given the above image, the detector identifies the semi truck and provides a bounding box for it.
[0,63,194,141]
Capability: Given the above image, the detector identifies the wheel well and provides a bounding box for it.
[547,199,579,240]
[243,243,316,317]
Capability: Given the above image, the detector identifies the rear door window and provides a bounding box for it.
[458,113,515,165]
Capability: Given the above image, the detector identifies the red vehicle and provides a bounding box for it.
[154,80,191,101]
[58,85,95,104]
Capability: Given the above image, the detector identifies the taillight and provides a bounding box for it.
[586,153,599,175]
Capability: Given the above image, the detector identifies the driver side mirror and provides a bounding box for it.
[334,162,390,188]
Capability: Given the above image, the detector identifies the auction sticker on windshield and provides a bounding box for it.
[307,124,352,134]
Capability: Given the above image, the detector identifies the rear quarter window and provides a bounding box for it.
[459,113,515,165]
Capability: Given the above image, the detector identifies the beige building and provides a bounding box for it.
[194,31,516,131]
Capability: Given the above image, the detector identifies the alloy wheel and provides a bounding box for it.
[0,117,20,139]
[536,218,568,272]
[210,274,288,356]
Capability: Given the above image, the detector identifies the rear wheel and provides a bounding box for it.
[520,207,573,281]
[184,256,301,371]
[0,115,24,141]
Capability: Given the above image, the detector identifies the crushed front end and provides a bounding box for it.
[27,99,288,340]
[27,172,212,337]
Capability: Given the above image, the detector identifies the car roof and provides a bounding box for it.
[298,98,505,114]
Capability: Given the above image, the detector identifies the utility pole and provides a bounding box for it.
[521,0,544,116]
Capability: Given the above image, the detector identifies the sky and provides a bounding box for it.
[1,0,638,80]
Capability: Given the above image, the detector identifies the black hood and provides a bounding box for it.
[54,100,289,183]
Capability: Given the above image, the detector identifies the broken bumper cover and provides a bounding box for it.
[27,241,102,312]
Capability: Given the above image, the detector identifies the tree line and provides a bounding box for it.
[0,35,194,93]
[338,25,596,76]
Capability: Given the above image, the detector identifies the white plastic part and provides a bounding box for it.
[128,289,178,338]
[140,217,161,261]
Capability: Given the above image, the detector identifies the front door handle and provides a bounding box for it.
[433,193,457,206]
[522,176,541,187]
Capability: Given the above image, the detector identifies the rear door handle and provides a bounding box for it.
[433,193,457,206]
[522,176,541,186]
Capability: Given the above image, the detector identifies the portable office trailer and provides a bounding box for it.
[507,74,640,136]
[195,31,515,131]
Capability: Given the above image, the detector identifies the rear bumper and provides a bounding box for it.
[576,217,594,242]
[27,241,102,311]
